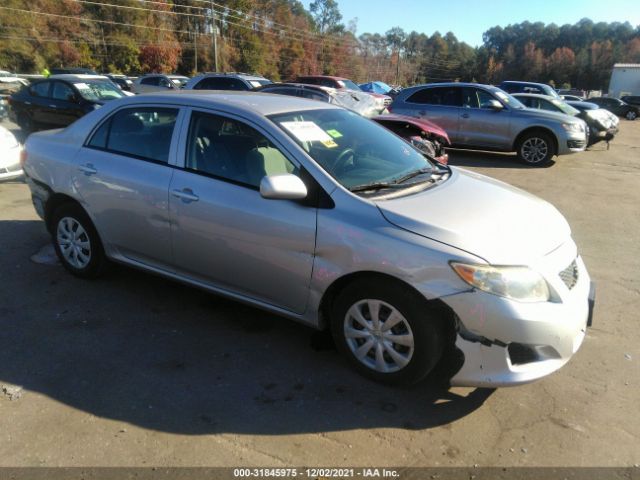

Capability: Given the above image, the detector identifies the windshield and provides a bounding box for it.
[269,109,436,191]
[170,77,189,87]
[249,79,272,88]
[341,79,362,91]
[494,90,526,109]
[73,81,125,101]
[551,99,580,116]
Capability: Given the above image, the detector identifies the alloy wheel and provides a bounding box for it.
[521,137,549,164]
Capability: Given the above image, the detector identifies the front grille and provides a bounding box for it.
[383,98,392,107]
[559,259,579,290]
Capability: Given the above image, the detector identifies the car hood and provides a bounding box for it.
[376,168,570,264]
[516,107,581,123]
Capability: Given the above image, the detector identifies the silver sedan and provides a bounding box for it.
[23,91,594,387]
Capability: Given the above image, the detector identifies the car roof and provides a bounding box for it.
[512,93,557,100]
[500,80,550,87]
[259,82,335,93]
[296,75,348,81]
[110,91,339,116]
[192,72,269,81]
[48,74,110,81]
[566,101,598,109]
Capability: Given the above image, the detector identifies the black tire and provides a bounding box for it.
[516,131,555,166]
[330,279,446,385]
[625,109,637,121]
[51,203,107,279]
[17,113,34,135]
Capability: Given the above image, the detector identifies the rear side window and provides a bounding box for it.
[86,107,179,163]
[194,77,247,90]
[140,77,159,86]
[406,87,461,106]
[30,81,51,97]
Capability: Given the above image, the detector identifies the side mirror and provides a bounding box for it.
[484,99,504,111]
[260,174,308,200]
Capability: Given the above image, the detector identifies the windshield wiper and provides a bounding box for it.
[348,181,409,192]
[348,167,446,193]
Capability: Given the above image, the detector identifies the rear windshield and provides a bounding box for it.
[73,80,125,101]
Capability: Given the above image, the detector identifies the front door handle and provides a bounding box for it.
[48,104,57,108]
[78,163,97,175]
[171,188,199,203]
[461,113,470,119]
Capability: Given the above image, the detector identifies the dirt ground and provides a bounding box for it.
[0,118,638,469]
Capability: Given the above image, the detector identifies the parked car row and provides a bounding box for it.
[5,70,637,171]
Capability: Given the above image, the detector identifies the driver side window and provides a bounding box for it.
[186,111,296,188]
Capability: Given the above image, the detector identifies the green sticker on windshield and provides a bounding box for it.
[326,129,343,138]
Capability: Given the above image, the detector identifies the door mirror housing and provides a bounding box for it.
[484,99,504,111]
[260,174,308,200]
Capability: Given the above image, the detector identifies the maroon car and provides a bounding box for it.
[294,75,392,112]
[372,114,450,164]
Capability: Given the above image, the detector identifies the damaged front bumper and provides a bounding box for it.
[440,242,593,387]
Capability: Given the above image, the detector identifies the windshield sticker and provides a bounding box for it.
[280,121,333,143]
[321,139,338,148]
[74,83,91,90]
[326,129,343,138]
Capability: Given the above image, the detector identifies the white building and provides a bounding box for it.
[609,64,640,98]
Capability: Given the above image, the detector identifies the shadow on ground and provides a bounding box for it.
[0,219,494,436]
[447,148,556,169]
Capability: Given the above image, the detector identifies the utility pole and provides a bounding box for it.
[211,1,218,72]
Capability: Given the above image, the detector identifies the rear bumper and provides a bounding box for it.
[0,145,23,181]
[442,242,592,387]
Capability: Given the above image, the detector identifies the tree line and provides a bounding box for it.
[0,0,639,90]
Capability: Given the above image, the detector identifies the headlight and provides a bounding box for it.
[0,128,19,148]
[450,262,550,302]
[562,122,584,133]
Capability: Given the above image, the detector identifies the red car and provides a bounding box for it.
[372,114,450,164]
[294,75,392,112]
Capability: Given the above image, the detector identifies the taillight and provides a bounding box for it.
[20,149,27,168]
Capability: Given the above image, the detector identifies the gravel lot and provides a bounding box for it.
[0,118,638,468]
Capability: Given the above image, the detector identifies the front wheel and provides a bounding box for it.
[516,131,555,166]
[51,203,107,278]
[331,280,445,385]
[626,110,637,121]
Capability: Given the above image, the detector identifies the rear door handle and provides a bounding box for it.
[418,111,426,116]
[48,104,57,108]
[25,101,31,105]
[78,163,97,175]
[461,113,470,119]
[171,188,199,203]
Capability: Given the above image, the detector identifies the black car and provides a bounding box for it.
[106,75,133,91]
[183,72,272,91]
[621,95,640,108]
[9,75,126,132]
[588,97,639,120]
[513,93,619,147]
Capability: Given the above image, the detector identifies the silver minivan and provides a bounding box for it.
[23,92,594,387]
[390,82,588,166]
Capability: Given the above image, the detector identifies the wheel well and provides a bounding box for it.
[318,271,456,340]
[513,127,558,154]
[44,193,83,233]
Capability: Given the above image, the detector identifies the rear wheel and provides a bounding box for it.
[51,203,107,279]
[625,110,637,121]
[17,113,34,135]
[516,131,555,166]
[331,279,445,385]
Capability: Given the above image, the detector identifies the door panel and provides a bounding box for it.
[457,88,511,148]
[72,106,181,269]
[73,148,175,267]
[169,109,317,313]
